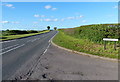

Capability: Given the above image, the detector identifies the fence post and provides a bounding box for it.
[114,42,116,50]
[104,41,106,50]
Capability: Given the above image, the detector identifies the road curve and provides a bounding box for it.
[2,31,57,80]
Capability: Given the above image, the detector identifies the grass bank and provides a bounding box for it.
[53,29,119,59]
[0,30,50,41]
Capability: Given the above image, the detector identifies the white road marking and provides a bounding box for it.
[43,32,58,55]
[0,40,16,43]
[1,44,25,55]
[43,43,51,55]
[49,31,58,42]
[31,39,37,42]
[27,40,32,42]
[0,44,19,52]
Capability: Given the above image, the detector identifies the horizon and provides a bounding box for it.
[1,2,118,30]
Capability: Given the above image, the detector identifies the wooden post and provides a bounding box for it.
[114,42,116,50]
[104,41,106,50]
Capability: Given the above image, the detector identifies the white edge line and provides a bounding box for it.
[43,31,58,55]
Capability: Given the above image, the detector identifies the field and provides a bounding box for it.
[0,30,50,41]
[53,24,119,58]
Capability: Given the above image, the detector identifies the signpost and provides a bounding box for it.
[103,38,119,50]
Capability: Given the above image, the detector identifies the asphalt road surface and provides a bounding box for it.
[2,31,57,80]
[1,30,118,80]
[29,44,118,80]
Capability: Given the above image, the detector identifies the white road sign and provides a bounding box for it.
[103,38,118,41]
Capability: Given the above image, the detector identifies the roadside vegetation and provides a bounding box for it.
[53,24,119,58]
[0,30,50,41]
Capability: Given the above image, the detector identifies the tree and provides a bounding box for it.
[54,27,57,30]
[47,26,50,30]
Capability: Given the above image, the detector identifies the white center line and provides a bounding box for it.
[0,44,19,52]
[1,44,25,55]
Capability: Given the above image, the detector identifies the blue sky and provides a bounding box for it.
[1,2,118,30]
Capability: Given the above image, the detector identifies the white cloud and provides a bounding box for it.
[44,18,52,22]
[3,3,15,8]
[6,4,13,7]
[79,15,83,18]
[34,14,45,18]
[41,15,45,17]
[76,15,83,19]
[53,18,58,21]
[43,18,58,22]
[82,20,87,23]
[52,8,57,10]
[66,15,83,20]
[67,17,75,20]
[113,5,118,9]
[61,18,65,21]
[33,22,38,24]
[44,5,57,11]
[11,21,20,24]
[45,5,52,9]
[39,19,43,22]
[0,21,9,24]
[34,14,40,17]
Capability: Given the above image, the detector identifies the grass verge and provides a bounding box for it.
[53,31,118,59]
[0,30,50,41]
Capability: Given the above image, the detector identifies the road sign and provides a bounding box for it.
[103,38,118,41]
[103,38,119,50]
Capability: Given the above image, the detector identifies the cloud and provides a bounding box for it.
[113,5,118,9]
[53,18,58,21]
[44,5,57,11]
[33,22,38,24]
[3,3,15,8]
[67,17,75,20]
[0,21,9,24]
[44,18,52,22]
[45,5,52,9]
[52,8,57,10]
[82,20,87,23]
[34,14,40,17]
[39,19,43,22]
[61,18,65,21]
[34,14,45,18]
[41,15,45,17]
[0,21,20,24]
[65,15,83,20]
[11,21,20,24]
[43,18,58,22]
[76,15,83,19]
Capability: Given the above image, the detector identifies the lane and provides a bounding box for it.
[1,32,53,54]
[2,31,57,80]
[1,32,50,49]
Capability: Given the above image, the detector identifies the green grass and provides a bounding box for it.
[0,30,50,41]
[53,31,119,59]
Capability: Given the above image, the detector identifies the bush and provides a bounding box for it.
[63,24,119,44]
[27,30,38,33]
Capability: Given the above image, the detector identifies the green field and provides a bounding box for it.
[0,30,50,41]
[53,24,119,59]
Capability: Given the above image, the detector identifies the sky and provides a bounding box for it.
[1,2,118,30]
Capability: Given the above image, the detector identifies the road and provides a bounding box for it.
[1,30,118,80]
[2,31,57,80]
[29,44,118,80]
